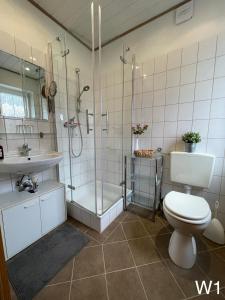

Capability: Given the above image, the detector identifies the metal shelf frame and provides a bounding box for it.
[123,153,163,221]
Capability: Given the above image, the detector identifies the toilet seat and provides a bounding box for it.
[164,191,211,224]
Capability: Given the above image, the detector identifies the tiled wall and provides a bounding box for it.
[95,67,124,186]
[0,31,57,194]
[99,32,225,225]
[132,33,225,225]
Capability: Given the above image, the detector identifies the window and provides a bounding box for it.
[0,84,35,118]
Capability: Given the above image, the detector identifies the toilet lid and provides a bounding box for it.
[164,191,210,220]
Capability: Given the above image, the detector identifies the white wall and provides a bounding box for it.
[101,0,225,69]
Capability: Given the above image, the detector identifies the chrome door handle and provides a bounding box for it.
[86,109,93,134]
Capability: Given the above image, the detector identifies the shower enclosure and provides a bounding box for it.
[50,3,134,232]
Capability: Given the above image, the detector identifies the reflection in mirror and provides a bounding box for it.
[0,50,48,120]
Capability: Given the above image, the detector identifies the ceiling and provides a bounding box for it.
[30,0,187,48]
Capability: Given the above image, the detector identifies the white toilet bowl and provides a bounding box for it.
[163,191,211,269]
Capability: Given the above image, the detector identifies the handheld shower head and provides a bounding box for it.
[77,85,90,103]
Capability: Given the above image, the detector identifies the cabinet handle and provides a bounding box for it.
[40,199,45,202]
[24,203,35,209]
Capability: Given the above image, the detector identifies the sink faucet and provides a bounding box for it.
[21,143,32,156]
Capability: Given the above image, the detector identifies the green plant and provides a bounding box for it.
[132,124,148,135]
[182,131,201,144]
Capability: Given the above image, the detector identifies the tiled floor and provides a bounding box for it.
[10,211,225,300]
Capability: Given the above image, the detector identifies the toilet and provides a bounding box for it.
[163,151,215,269]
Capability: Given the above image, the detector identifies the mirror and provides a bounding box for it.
[0,50,48,120]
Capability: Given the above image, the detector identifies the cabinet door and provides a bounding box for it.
[40,187,65,235]
[2,198,42,259]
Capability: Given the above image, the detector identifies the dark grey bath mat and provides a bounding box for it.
[7,222,89,300]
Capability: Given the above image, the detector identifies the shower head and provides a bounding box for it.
[77,85,90,101]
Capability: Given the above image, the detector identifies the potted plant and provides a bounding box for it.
[131,124,148,151]
[182,131,201,153]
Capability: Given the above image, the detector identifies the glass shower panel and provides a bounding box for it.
[122,56,133,200]
[90,2,124,216]
[51,38,71,199]
[52,35,96,214]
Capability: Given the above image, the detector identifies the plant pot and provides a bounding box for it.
[185,142,196,153]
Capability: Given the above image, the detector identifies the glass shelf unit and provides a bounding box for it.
[124,152,163,221]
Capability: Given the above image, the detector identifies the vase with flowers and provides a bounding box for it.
[131,124,148,151]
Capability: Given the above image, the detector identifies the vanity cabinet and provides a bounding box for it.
[40,188,65,235]
[2,198,42,258]
[0,181,66,259]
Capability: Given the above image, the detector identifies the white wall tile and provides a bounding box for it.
[0,31,15,54]
[154,72,166,90]
[214,55,225,78]
[182,43,198,66]
[167,49,182,70]
[178,103,193,121]
[0,119,5,134]
[163,138,176,153]
[164,122,177,137]
[196,59,215,81]
[143,59,154,76]
[154,55,167,73]
[153,89,166,106]
[180,64,196,85]
[213,77,225,99]
[179,84,195,103]
[141,108,152,122]
[198,36,217,61]
[207,139,225,157]
[195,80,213,100]
[142,92,153,108]
[208,176,221,194]
[152,106,164,122]
[152,122,164,137]
[210,98,225,118]
[176,121,192,137]
[192,119,209,138]
[32,47,45,68]
[214,158,224,176]
[165,104,178,122]
[193,100,210,120]
[165,87,179,105]
[15,38,32,62]
[143,75,153,92]
[166,68,180,87]
[217,32,225,56]
[208,119,225,138]
[151,137,163,149]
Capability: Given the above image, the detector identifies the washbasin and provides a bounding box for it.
[0,152,63,174]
